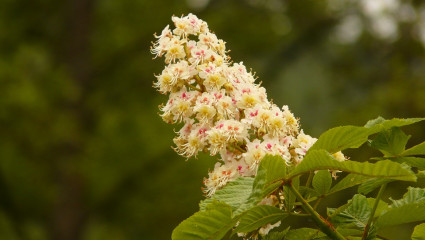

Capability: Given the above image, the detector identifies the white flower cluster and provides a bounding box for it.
[151,14,342,199]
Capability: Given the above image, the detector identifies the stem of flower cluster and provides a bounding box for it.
[362,183,387,240]
[184,82,203,92]
[194,75,206,92]
[288,183,346,240]
[233,144,247,153]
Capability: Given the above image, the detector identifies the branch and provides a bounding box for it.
[288,182,346,240]
[362,183,387,240]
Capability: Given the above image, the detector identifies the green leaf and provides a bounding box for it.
[260,154,287,184]
[389,187,425,207]
[299,186,319,198]
[402,141,425,156]
[309,126,377,153]
[358,178,393,195]
[375,187,425,227]
[335,228,364,237]
[262,227,290,240]
[312,170,332,195]
[327,202,352,219]
[330,174,370,194]
[309,117,424,154]
[283,176,299,212]
[412,223,425,240]
[284,228,326,240]
[234,156,285,215]
[366,198,388,218]
[287,150,417,182]
[172,201,236,240]
[330,194,371,228]
[375,201,425,227]
[234,205,287,233]
[369,127,410,156]
[374,156,425,170]
[200,177,254,211]
[364,117,424,129]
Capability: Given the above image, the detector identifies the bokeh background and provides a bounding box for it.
[1,0,425,239]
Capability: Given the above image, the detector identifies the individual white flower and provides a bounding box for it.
[282,105,299,134]
[214,91,237,120]
[222,119,248,142]
[207,127,228,156]
[158,60,193,89]
[179,124,210,158]
[262,135,291,163]
[292,130,317,163]
[234,86,262,109]
[205,72,226,91]
[197,63,227,91]
[160,88,198,123]
[189,45,213,66]
[194,92,217,123]
[227,62,256,84]
[173,119,195,150]
[164,40,186,64]
[198,32,219,48]
[254,108,272,134]
[243,139,266,172]
[207,120,248,156]
[151,25,172,58]
[203,161,241,197]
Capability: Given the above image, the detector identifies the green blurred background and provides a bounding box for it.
[0,0,424,239]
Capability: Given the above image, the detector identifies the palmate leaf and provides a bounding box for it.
[375,187,425,227]
[172,201,236,240]
[234,205,287,233]
[312,170,332,195]
[369,127,410,156]
[329,194,371,228]
[389,187,425,207]
[286,150,417,182]
[412,223,425,240]
[200,177,254,211]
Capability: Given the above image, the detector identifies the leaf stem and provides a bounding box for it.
[313,197,323,210]
[306,171,313,188]
[288,212,311,217]
[288,182,346,240]
[362,183,387,240]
